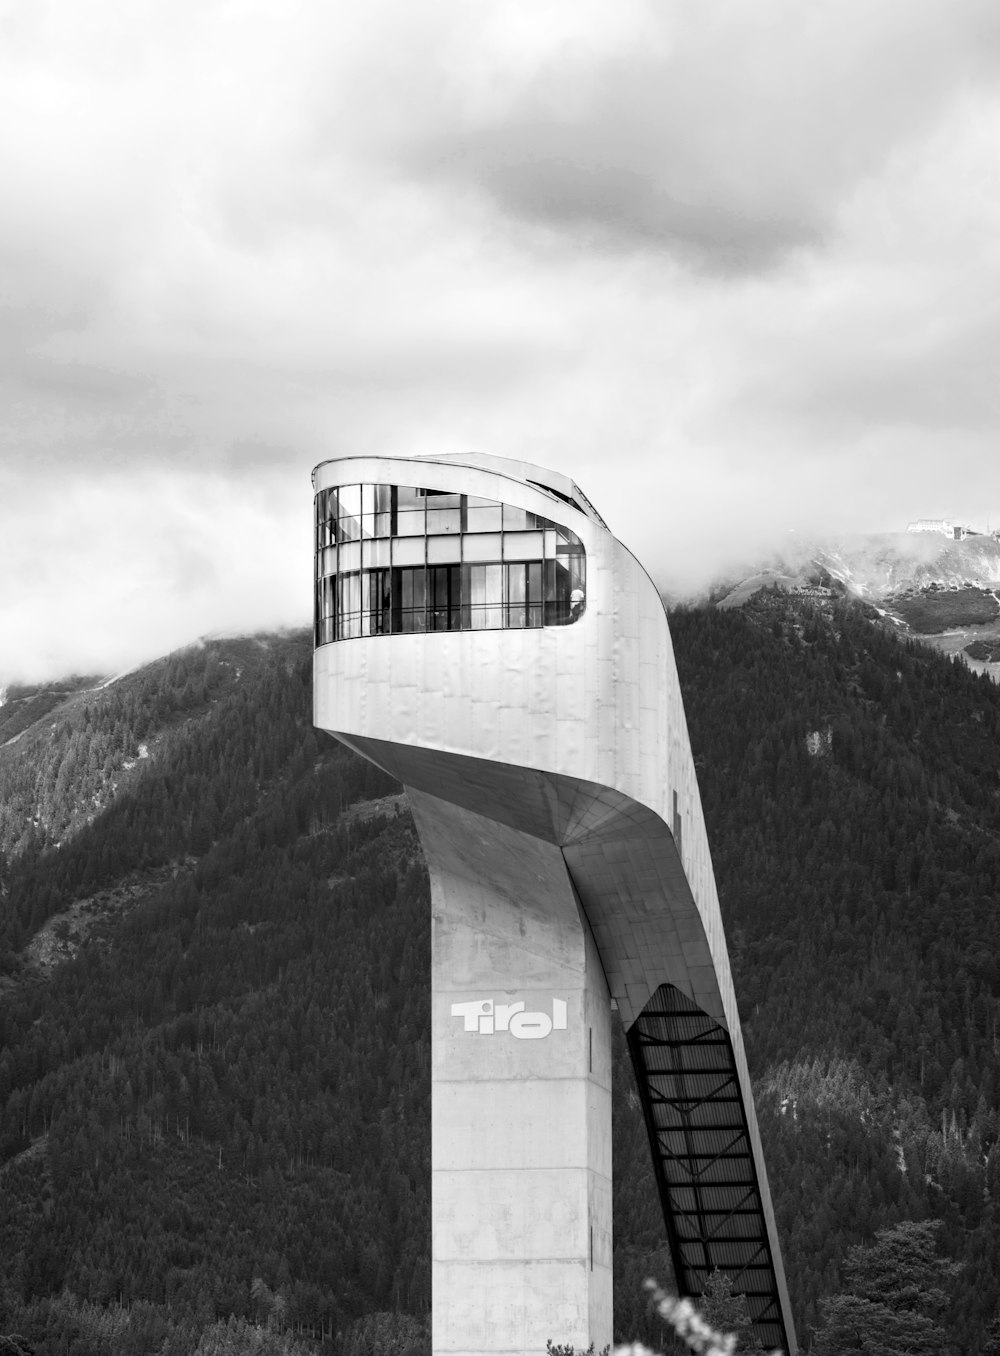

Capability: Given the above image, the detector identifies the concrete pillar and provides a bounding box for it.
[411,792,613,1356]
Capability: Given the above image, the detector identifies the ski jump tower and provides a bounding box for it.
[312,453,796,1356]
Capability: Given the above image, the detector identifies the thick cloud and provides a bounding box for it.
[2,1,1000,680]
[374,0,1000,269]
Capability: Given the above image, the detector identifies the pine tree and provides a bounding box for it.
[812,1220,958,1356]
[697,1271,762,1352]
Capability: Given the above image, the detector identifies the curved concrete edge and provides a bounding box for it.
[331,734,722,1028]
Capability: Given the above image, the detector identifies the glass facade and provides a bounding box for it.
[315,483,586,645]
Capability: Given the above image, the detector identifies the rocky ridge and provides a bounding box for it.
[706,531,1000,672]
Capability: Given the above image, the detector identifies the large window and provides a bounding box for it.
[315,483,586,645]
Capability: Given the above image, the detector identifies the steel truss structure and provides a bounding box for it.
[628,984,789,1353]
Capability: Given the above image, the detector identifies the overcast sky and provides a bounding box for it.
[4,0,1000,683]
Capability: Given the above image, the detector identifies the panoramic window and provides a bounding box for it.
[314,483,586,645]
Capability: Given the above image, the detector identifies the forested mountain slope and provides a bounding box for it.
[671,594,1000,1350]
[2,602,1000,1354]
[0,635,432,1353]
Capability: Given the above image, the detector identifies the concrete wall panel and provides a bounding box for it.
[413,792,612,1355]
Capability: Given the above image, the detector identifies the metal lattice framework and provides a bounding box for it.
[627,984,790,1354]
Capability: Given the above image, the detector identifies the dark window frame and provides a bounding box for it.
[315,482,586,646]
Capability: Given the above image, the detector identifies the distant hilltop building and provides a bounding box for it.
[907,519,970,540]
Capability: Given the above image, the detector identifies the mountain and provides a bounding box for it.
[0,635,433,1354]
[815,531,1000,599]
[0,675,107,746]
[3,601,1000,1354]
[707,531,1000,675]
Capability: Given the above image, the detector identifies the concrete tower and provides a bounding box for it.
[312,453,796,1356]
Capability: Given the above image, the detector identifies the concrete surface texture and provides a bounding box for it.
[414,793,613,1355]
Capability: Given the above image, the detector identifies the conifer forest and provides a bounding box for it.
[2,594,1000,1354]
